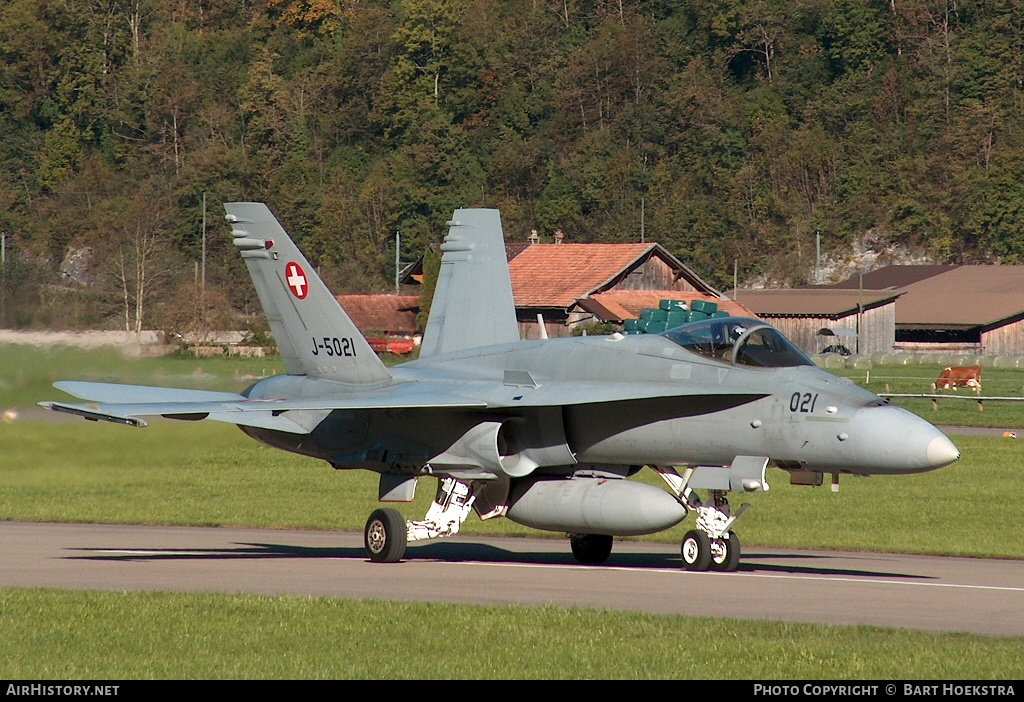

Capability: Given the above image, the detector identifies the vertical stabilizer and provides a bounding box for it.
[420,209,520,356]
[224,203,391,384]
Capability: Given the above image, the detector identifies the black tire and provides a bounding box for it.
[364,508,407,563]
[570,534,614,564]
[681,529,712,571]
[710,532,741,572]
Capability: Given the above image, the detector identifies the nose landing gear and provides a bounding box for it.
[680,496,747,572]
[655,459,767,572]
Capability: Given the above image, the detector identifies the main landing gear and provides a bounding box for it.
[363,476,486,563]
[364,508,407,563]
[570,533,614,564]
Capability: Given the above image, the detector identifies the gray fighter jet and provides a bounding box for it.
[42,203,960,570]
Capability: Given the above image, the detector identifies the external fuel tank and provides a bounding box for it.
[505,476,687,536]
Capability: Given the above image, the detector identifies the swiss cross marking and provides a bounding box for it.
[285,262,308,299]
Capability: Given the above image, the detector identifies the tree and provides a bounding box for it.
[94,188,177,333]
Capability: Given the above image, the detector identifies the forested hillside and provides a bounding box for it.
[1,0,1022,333]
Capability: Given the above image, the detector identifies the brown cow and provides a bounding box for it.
[934,365,981,393]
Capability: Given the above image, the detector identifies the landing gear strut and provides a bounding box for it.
[692,491,747,572]
[654,464,761,572]
[680,504,744,572]
[362,477,492,563]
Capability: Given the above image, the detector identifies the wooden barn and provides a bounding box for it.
[733,289,903,356]
[886,266,1024,355]
[507,242,726,338]
[813,265,1024,355]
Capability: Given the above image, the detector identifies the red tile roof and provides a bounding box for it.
[509,243,719,307]
[509,243,654,307]
[582,291,757,321]
[335,294,419,335]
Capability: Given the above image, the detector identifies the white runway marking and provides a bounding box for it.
[458,560,1024,593]
[96,549,215,557]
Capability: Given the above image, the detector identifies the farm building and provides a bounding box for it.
[507,242,727,338]
[821,265,958,291]
[813,265,1024,355]
[885,266,1024,355]
[390,237,752,339]
[334,294,420,354]
[733,289,903,356]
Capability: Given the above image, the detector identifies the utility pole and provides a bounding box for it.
[640,198,645,244]
[815,230,820,284]
[201,192,207,294]
[857,271,863,355]
[200,192,207,338]
[393,231,416,296]
[1,228,6,328]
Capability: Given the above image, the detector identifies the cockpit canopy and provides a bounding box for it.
[662,317,814,368]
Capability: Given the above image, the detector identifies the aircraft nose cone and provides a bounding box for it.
[847,404,959,473]
[926,434,960,468]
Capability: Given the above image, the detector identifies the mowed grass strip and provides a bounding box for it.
[833,365,1024,428]
[0,344,286,409]
[2,590,1022,679]
[3,418,1023,558]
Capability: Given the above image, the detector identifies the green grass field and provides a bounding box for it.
[3,344,1023,678]
[2,591,1021,679]
[831,365,1024,428]
[0,344,287,409]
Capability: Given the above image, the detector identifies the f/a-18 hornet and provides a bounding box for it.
[43,203,960,570]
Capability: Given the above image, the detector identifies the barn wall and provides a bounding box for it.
[981,318,1024,355]
[761,304,896,356]
[612,258,697,292]
[518,308,571,339]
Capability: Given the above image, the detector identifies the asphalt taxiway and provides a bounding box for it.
[2,521,1022,637]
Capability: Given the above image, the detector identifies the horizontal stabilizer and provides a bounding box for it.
[42,380,488,433]
[54,381,245,404]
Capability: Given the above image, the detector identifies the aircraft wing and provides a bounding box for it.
[42,378,766,433]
